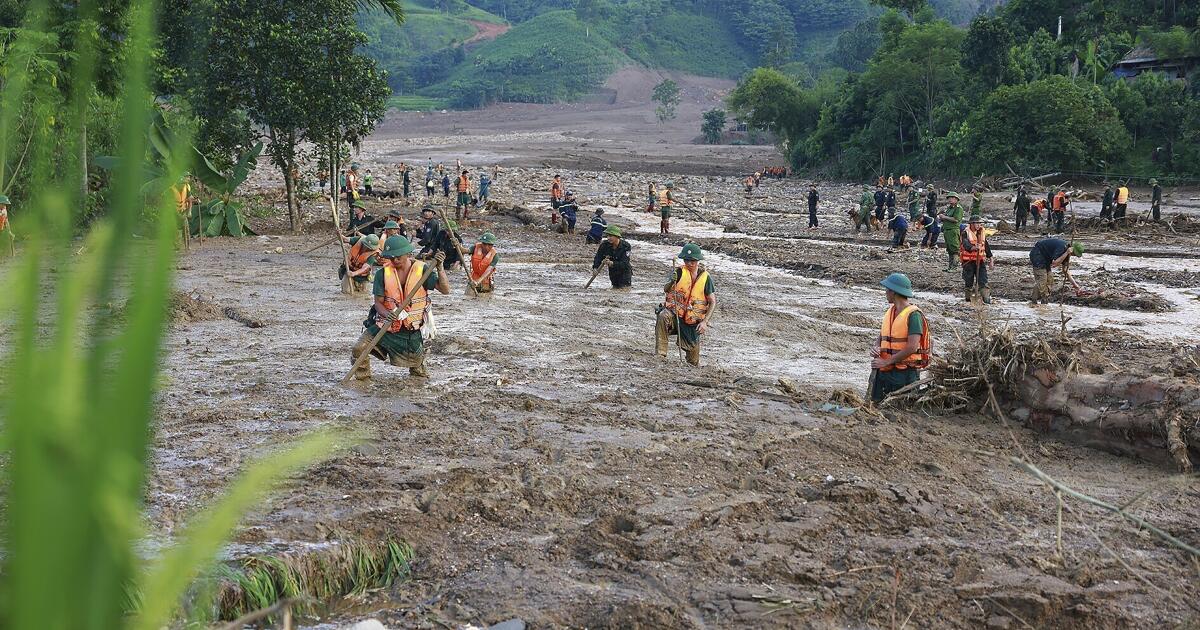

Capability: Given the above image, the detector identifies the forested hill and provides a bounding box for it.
[360,0,996,109]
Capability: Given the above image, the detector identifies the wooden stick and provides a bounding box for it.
[435,206,478,297]
[583,260,608,289]
[341,261,437,384]
[1010,457,1200,559]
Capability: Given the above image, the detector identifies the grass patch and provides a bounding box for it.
[389,94,451,111]
[211,538,415,622]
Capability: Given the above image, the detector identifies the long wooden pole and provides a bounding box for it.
[435,206,478,296]
[341,262,437,384]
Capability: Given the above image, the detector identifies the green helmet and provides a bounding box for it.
[380,235,415,258]
[880,272,914,298]
[362,234,381,250]
[603,225,621,237]
[1149,178,1158,186]
[382,220,401,230]
[352,200,367,209]
[946,192,960,201]
[480,232,498,245]
[665,181,675,188]
[1071,242,1084,257]
[0,194,10,205]
[679,243,703,261]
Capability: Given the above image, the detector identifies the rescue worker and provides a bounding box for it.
[887,173,895,188]
[558,192,579,234]
[870,273,931,402]
[1029,238,1083,304]
[925,187,938,217]
[441,172,451,198]
[1030,197,1046,226]
[455,170,472,218]
[383,210,407,238]
[885,187,897,219]
[345,165,360,210]
[960,214,994,304]
[340,234,381,294]
[0,194,13,255]
[364,169,374,195]
[379,220,404,243]
[917,211,939,249]
[937,192,964,272]
[350,237,450,379]
[656,243,715,367]
[887,212,908,249]
[659,182,675,234]
[1051,187,1068,233]
[400,162,411,198]
[1150,178,1162,221]
[467,232,499,294]
[586,208,607,244]
[807,184,819,230]
[1114,183,1130,221]
[550,174,564,209]
[970,188,983,217]
[648,182,658,213]
[857,185,874,232]
[592,225,632,289]
[347,201,377,235]
[1100,182,1114,220]
[743,176,754,195]
[874,185,886,222]
[423,219,463,270]
[1013,187,1030,232]
[478,170,492,203]
[907,188,921,222]
[414,207,440,255]
[425,171,435,197]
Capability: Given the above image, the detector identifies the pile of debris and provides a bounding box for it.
[886,326,1200,471]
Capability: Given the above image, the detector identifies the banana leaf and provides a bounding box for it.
[224,202,244,236]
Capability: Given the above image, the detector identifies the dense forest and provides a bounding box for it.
[725,0,1200,179]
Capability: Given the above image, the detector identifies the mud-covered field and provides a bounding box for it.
[147,94,1200,628]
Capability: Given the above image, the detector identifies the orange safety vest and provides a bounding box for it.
[878,304,930,371]
[665,267,711,325]
[960,226,987,263]
[1052,192,1067,210]
[657,189,672,206]
[348,239,375,270]
[550,181,562,199]
[1116,187,1129,204]
[1031,199,1046,211]
[471,246,496,288]
[380,261,429,333]
[457,175,470,193]
[0,208,8,232]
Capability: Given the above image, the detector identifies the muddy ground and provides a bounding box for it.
[147,91,1200,628]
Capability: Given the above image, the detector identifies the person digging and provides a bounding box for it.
[339,233,381,295]
[591,225,632,289]
[870,273,931,403]
[959,213,994,304]
[1029,238,1083,305]
[350,236,450,380]
[467,232,499,294]
[937,192,964,272]
[656,243,715,367]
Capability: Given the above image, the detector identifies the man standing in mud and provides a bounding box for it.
[807,184,819,230]
[550,174,564,209]
[871,273,930,402]
[1014,187,1030,232]
[400,163,411,199]
[656,243,715,367]
[960,214,993,304]
[874,185,886,223]
[592,225,632,288]
[586,208,607,244]
[925,187,937,217]
[1029,238,1082,304]
[350,237,450,379]
[937,192,964,272]
[1114,183,1130,221]
[659,182,675,234]
[907,188,921,222]
[455,170,472,219]
[885,187,897,219]
[857,186,874,232]
[1100,182,1114,220]
[1051,187,1068,233]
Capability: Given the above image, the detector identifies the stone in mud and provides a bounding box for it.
[347,621,388,630]
[487,619,527,630]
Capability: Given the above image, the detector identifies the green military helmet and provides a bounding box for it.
[381,235,415,258]
[479,232,498,245]
[1071,242,1084,257]
[362,234,381,250]
[0,194,10,205]
[946,191,960,201]
[603,225,621,237]
[352,200,367,209]
[382,220,401,230]
[880,272,914,298]
[1149,178,1158,186]
[679,243,704,261]
[665,181,675,188]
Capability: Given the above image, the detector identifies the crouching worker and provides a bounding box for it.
[351,236,450,379]
[656,243,716,367]
[871,273,931,402]
[592,225,632,288]
[468,232,499,294]
[340,234,380,294]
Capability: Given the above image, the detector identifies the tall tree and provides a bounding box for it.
[652,78,681,123]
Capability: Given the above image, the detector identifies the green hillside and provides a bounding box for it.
[360,0,997,109]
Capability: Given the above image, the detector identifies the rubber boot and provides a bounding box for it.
[654,311,670,357]
[409,362,429,378]
[981,287,992,304]
[944,252,955,273]
[350,333,374,380]
[964,287,974,303]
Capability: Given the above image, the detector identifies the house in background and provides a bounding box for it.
[1111,45,1198,81]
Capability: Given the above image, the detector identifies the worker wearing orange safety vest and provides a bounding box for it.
[1051,187,1068,233]
[870,273,931,402]
[1114,184,1130,220]
[456,170,472,219]
[959,213,994,304]
[351,236,450,380]
[656,243,716,366]
[340,233,381,295]
[550,175,564,209]
[467,232,499,294]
